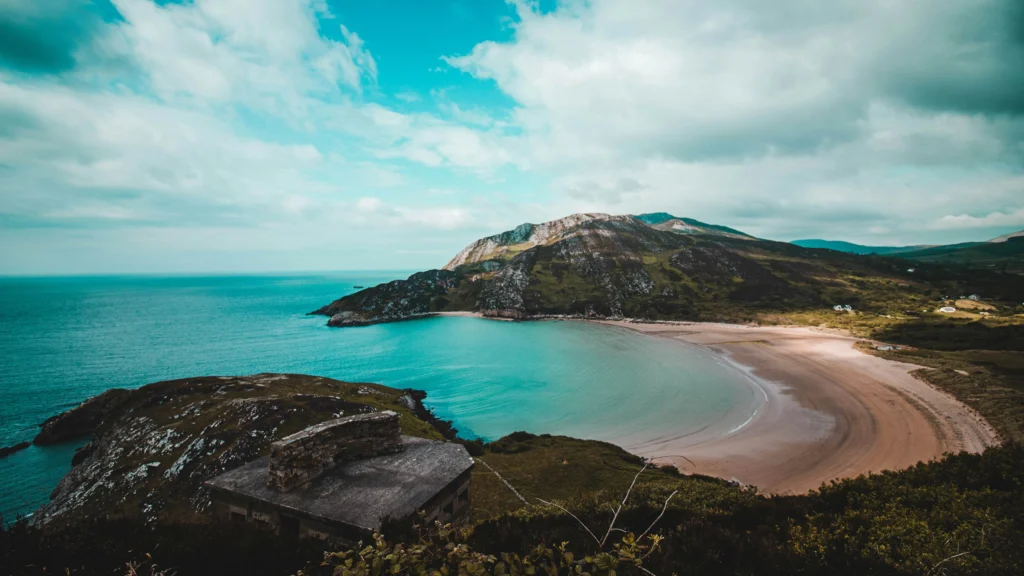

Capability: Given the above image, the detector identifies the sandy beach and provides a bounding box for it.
[596,320,999,494]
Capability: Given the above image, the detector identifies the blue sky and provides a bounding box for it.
[1,0,1022,274]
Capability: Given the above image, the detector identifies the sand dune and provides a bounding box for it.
[597,321,999,494]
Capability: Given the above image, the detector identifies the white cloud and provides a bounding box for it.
[353,196,472,230]
[100,0,377,108]
[440,0,1024,243]
[931,207,1024,230]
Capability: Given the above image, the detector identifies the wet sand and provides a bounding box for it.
[597,321,999,494]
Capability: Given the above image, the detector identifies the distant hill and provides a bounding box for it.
[990,229,1024,243]
[895,236,1024,271]
[790,239,931,255]
[633,213,754,239]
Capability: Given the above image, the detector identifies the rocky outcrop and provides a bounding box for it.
[310,269,464,327]
[32,374,452,529]
[444,213,628,270]
[34,388,132,445]
[0,441,30,458]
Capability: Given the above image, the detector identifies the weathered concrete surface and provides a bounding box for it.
[206,436,473,532]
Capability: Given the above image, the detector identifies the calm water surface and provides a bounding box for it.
[0,274,756,520]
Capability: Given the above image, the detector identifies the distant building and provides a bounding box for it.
[205,411,473,545]
[938,307,957,313]
[968,294,980,301]
[907,268,915,273]
[876,345,900,351]
[832,304,854,312]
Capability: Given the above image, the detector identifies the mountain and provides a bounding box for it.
[790,239,930,255]
[990,229,1024,243]
[443,212,751,270]
[312,212,1023,328]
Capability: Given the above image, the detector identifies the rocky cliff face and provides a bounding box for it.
[312,211,956,327]
[32,374,448,529]
[443,213,631,270]
[310,269,464,327]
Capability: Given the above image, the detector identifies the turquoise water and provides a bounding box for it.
[0,274,757,521]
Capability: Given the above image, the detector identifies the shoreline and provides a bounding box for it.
[428,312,996,493]
[595,320,999,494]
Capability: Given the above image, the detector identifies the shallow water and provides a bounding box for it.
[0,274,757,520]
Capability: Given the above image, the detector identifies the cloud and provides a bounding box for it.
[353,196,472,230]
[0,0,110,73]
[448,0,1024,165]
[438,0,1024,244]
[2,0,1023,273]
[931,207,1024,231]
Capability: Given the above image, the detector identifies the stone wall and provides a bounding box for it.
[266,410,401,492]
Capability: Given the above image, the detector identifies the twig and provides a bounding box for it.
[475,458,530,508]
[600,464,648,547]
[536,498,601,546]
[638,490,678,543]
[637,565,658,576]
[927,551,973,576]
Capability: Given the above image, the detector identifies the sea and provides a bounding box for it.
[0,273,758,521]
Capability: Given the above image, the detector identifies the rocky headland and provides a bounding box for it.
[310,211,1022,330]
[29,374,454,529]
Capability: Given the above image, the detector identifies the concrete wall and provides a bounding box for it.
[266,411,401,492]
[209,468,473,545]
[420,468,472,525]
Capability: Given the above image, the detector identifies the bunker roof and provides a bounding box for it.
[205,436,473,532]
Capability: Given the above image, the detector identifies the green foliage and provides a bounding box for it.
[311,527,664,576]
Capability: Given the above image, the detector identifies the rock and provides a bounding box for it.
[30,374,452,530]
[0,441,30,458]
[34,388,133,445]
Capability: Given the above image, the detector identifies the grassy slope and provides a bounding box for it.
[895,237,1024,272]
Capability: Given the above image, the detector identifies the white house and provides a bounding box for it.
[968,294,980,301]
[938,306,957,313]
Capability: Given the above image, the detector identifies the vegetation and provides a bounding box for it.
[5,439,1023,575]
[895,237,1024,273]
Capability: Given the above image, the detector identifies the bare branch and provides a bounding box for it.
[637,565,658,576]
[475,458,530,508]
[638,490,678,543]
[601,463,648,547]
[927,551,973,576]
[536,498,601,546]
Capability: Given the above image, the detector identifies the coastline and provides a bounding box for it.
[596,320,1000,494]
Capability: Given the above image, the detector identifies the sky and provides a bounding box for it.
[0,0,1022,274]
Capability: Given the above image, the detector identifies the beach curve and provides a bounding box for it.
[595,320,1000,494]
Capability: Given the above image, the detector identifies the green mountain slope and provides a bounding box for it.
[895,236,1024,271]
[790,239,932,255]
[313,212,1024,335]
